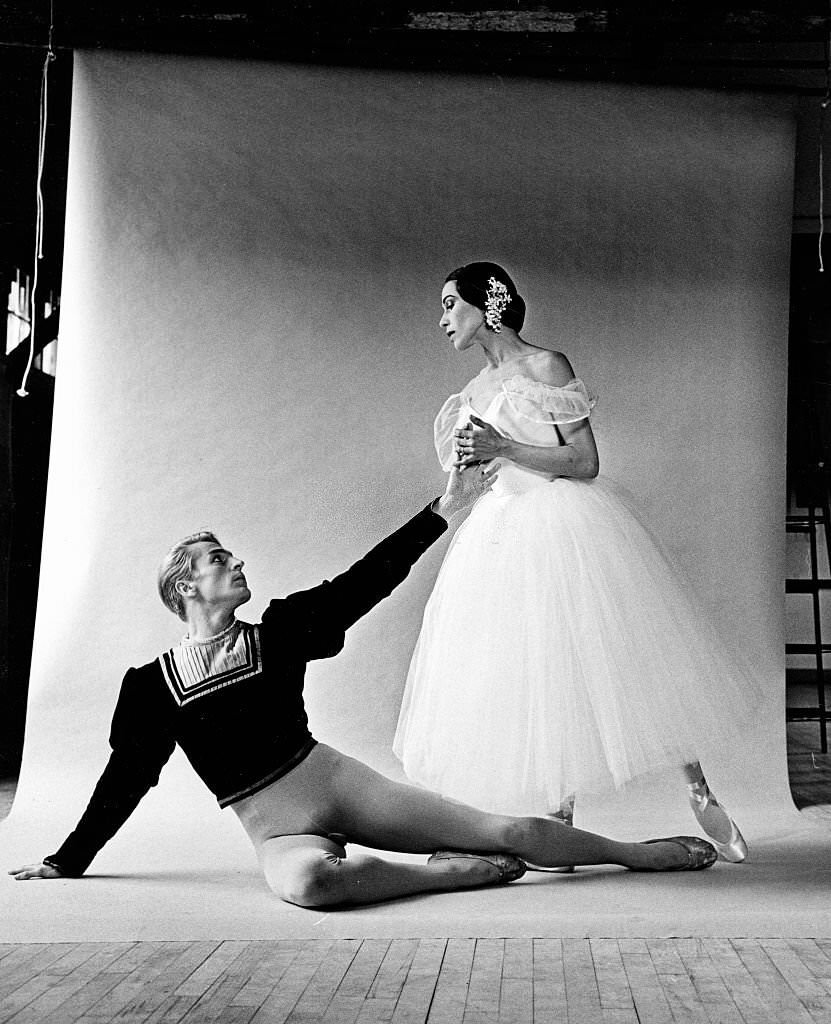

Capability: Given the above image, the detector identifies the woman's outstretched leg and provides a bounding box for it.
[683,761,747,863]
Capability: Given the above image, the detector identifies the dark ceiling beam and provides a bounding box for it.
[0,3,829,48]
[0,3,828,92]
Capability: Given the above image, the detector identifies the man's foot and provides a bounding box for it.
[688,782,748,863]
[632,835,718,871]
[428,850,527,885]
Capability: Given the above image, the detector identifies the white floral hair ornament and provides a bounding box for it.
[484,276,511,332]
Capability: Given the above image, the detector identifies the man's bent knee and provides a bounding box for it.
[262,848,345,908]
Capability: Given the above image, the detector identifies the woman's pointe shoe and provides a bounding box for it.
[687,782,748,863]
[639,836,718,871]
[428,850,527,883]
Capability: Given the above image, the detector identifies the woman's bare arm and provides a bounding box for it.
[455,350,599,479]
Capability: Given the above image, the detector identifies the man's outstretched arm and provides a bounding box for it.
[9,668,176,879]
[265,464,499,660]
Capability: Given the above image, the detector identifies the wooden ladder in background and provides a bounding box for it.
[786,467,831,754]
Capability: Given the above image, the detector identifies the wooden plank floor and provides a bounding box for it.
[2,938,831,1024]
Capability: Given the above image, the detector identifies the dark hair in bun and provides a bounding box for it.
[444,261,526,332]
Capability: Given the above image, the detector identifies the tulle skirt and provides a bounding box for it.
[393,476,762,815]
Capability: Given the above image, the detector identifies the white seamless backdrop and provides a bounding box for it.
[3,53,800,937]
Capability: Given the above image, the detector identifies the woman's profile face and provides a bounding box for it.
[439,282,485,353]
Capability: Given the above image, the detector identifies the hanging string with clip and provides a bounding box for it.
[819,1,831,273]
[17,1,56,398]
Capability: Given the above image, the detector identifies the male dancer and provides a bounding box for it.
[11,464,715,906]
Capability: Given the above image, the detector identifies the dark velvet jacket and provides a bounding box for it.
[46,504,447,876]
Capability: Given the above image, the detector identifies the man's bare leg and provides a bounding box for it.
[258,835,521,907]
[252,754,711,907]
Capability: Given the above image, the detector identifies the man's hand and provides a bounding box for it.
[8,862,63,880]
[434,462,499,521]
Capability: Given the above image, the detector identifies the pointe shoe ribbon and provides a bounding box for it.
[641,835,718,871]
[688,784,748,863]
[428,850,527,883]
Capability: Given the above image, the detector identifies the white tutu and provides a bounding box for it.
[394,358,763,815]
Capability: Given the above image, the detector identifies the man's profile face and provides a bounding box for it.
[181,541,251,612]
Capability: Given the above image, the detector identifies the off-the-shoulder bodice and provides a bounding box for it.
[434,354,595,494]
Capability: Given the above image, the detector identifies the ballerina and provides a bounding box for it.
[394,260,757,864]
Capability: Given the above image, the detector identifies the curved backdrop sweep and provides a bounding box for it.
[4,52,798,936]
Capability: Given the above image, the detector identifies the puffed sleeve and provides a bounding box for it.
[501,376,596,424]
[433,392,466,471]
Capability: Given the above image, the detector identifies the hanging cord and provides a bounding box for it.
[820,110,826,273]
[17,4,55,398]
[819,3,831,273]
